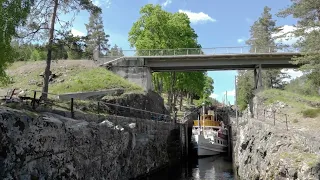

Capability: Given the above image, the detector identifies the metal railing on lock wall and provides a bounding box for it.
[241,105,290,131]
[14,90,173,122]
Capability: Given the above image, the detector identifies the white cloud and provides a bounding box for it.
[162,0,172,7]
[71,28,85,37]
[210,93,219,99]
[272,25,299,45]
[237,38,245,43]
[178,10,216,24]
[281,69,304,82]
[223,90,235,97]
[93,0,111,8]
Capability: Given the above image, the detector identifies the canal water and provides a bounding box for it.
[141,156,235,180]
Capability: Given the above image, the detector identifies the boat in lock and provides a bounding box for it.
[191,110,228,156]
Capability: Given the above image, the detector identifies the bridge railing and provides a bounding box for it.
[101,45,299,58]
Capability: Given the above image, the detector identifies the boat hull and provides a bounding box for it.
[192,133,227,157]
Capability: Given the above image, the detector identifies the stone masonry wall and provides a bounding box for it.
[0,106,181,180]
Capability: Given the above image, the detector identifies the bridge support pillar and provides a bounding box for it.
[254,64,263,90]
[107,58,153,92]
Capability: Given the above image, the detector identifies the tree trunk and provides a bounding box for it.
[159,78,163,94]
[173,92,178,111]
[42,0,59,99]
[190,94,194,105]
[169,72,176,112]
[179,92,183,111]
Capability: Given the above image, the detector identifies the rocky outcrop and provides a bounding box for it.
[233,98,320,180]
[104,91,169,118]
[75,91,170,120]
[0,107,180,180]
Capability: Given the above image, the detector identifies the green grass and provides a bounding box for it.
[50,68,142,94]
[1,61,143,96]
[301,109,320,118]
[259,89,320,109]
[280,152,319,167]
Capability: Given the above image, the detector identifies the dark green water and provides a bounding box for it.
[141,156,235,180]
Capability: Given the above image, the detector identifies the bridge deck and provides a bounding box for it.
[122,53,301,71]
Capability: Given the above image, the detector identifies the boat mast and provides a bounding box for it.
[202,102,205,133]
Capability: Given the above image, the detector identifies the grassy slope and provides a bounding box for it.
[257,89,320,132]
[0,60,142,96]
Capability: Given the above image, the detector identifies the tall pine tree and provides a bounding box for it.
[246,6,289,89]
[85,12,110,57]
[278,0,320,94]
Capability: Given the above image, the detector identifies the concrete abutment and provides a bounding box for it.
[106,58,153,92]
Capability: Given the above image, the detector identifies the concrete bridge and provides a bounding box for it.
[97,46,301,91]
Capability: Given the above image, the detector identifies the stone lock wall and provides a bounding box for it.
[0,107,181,180]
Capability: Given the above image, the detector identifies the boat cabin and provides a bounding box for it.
[193,110,221,127]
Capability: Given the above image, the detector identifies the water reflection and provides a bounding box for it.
[142,156,235,180]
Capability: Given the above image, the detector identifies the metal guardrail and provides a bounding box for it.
[9,90,173,122]
[240,106,290,131]
[101,46,300,57]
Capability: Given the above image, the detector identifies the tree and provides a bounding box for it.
[128,4,207,112]
[277,0,320,94]
[109,44,124,56]
[85,11,110,57]
[0,0,33,82]
[246,6,289,89]
[201,75,214,105]
[17,0,101,98]
[236,70,255,111]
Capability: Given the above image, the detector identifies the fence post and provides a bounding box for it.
[70,98,74,118]
[186,49,189,55]
[97,101,100,114]
[285,114,288,131]
[32,91,37,109]
[273,111,276,126]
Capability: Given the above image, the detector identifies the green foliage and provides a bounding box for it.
[236,6,293,111]
[0,0,33,83]
[109,44,124,56]
[128,4,209,110]
[246,6,277,53]
[30,49,41,61]
[201,75,214,105]
[236,70,254,111]
[246,6,290,89]
[277,0,320,93]
[285,74,319,96]
[301,109,320,118]
[85,11,110,57]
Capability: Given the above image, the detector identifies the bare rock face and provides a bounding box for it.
[0,107,180,180]
[103,91,170,120]
[232,97,320,180]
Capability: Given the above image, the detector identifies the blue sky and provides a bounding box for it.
[68,0,301,104]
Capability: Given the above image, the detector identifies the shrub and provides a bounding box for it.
[302,109,320,118]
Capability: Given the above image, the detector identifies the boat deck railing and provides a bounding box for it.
[193,126,221,129]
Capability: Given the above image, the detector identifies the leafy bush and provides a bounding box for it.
[301,109,320,118]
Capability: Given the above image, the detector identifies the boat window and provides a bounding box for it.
[218,140,219,144]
